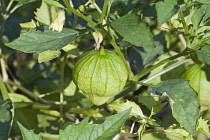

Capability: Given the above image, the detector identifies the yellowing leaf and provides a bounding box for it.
[35,1,56,25]
[38,50,61,63]
[109,100,145,118]
[197,117,210,137]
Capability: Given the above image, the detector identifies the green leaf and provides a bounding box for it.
[9,93,32,102]
[128,32,166,72]
[18,122,42,140]
[197,118,210,137]
[59,108,131,140]
[109,100,145,117]
[164,125,191,140]
[6,28,78,53]
[181,64,210,111]
[152,102,167,115]
[35,1,56,25]
[138,95,159,110]
[20,20,38,29]
[156,0,180,25]
[0,99,13,140]
[43,0,64,8]
[194,0,210,4]
[196,45,210,65]
[38,50,61,63]
[191,5,210,30]
[111,13,155,48]
[148,79,199,135]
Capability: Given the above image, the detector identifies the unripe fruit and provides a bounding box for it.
[72,47,128,105]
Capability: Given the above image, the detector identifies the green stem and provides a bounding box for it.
[6,0,14,12]
[59,53,68,127]
[6,80,50,104]
[134,49,189,81]
[91,1,102,13]
[178,10,190,48]
[142,58,190,83]
[138,121,146,140]
[0,75,9,100]
[13,102,61,110]
[109,37,134,80]
[63,0,97,27]
[99,0,109,24]
[40,133,59,140]
[130,80,150,87]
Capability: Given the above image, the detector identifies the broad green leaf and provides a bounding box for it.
[196,45,210,65]
[18,122,42,140]
[164,125,191,140]
[152,102,167,115]
[111,13,155,48]
[191,5,210,30]
[156,0,180,25]
[148,79,199,135]
[35,1,56,25]
[59,108,131,140]
[109,100,145,117]
[43,0,64,8]
[197,118,210,137]
[182,64,210,111]
[6,28,78,53]
[128,32,166,72]
[38,50,61,63]
[12,109,41,134]
[0,99,13,140]
[138,95,159,110]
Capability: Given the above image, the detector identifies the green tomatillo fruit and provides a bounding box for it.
[72,47,128,106]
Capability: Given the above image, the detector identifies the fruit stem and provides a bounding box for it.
[59,52,68,128]
[109,37,134,80]
[99,46,106,55]
[0,75,9,101]
[63,0,97,27]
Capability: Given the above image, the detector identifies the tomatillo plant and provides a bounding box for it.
[1,0,210,139]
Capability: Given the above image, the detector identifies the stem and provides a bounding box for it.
[138,121,146,140]
[40,133,59,140]
[59,53,68,127]
[130,80,150,87]
[6,0,14,12]
[72,15,78,29]
[91,1,102,13]
[13,102,61,110]
[6,80,50,104]
[134,49,189,81]
[141,58,190,83]
[0,75,9,100]
[63,0,97,27]
[109,37,134,80]
[178,10,190,48]
[0,58,8,81]
[99,0,109,24]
